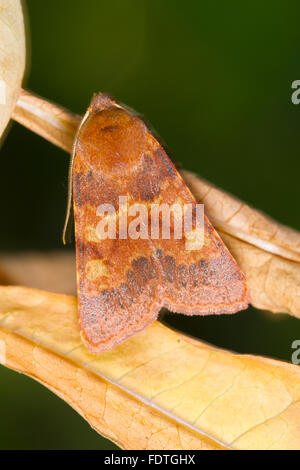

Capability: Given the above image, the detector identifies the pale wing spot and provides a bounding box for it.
[85,260,109,282]
[85,225,101,243]
[184,228,205,251]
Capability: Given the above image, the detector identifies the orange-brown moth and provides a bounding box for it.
[64,94,249,354]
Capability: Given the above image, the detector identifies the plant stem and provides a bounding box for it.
[12,88,81,153]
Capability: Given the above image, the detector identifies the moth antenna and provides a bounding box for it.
[62,149,75,244]
[62,104,92,244]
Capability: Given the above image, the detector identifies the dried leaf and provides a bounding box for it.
[183,172,300,318]
[1,285,300,450]
[0,251,76,294]
[0,0,26,139]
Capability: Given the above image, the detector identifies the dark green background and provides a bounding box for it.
[0,0,300,449]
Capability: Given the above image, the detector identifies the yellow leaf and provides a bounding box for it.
[1,285,300,450]
[0,0,26,139]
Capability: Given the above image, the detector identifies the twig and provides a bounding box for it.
[12,88,80,153]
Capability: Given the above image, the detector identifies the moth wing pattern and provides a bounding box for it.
[141,134,249,316]
[72,93,249,353]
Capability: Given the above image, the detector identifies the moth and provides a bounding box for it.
[64,94,249,353]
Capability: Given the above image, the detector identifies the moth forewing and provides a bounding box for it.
[70,93,249,353]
